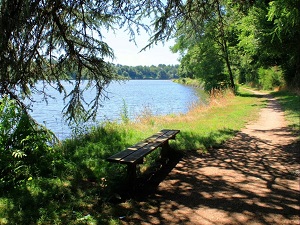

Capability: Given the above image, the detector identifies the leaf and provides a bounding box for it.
[12,150,27,159]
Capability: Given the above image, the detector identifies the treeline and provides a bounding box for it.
[114,64,179,80]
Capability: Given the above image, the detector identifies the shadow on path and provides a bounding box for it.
[116,94,299,225]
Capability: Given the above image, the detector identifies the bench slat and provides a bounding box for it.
[107,129,180,164]
[144,130,167,142]
[107,142,148,162]
[120,141,163,164]
[120,131,177,164]
[162,129,180,139]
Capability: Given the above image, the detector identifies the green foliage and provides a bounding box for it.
[233,0,300,89]
[267,0,300,89]
[258,66,285,90]
[170,0,299,90]
[0,96,57,188]
[178,41,231,91]
[171,0,236,91]
[268,0,300,40]
[0,0,122,123]
[1,0,299,125]
[181,40,230,91]
[0,0,185,125]
[232,4,264,85]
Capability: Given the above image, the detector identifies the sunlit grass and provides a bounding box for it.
[272,90,300,137]
[0,87,267,224]
[130,88,264,151]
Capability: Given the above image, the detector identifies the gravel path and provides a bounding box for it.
[121,92,299,225]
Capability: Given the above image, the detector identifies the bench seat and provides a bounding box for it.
[107,129,180,164]
[107,129,180,186]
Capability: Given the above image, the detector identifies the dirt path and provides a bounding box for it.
[120,92,299,225]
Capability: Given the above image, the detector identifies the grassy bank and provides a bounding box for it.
[173,77,203,88]
[0,88,267,224]
[272,90,300,138]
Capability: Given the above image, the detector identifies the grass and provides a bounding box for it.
[133,88,265,151]
[0,87,270,224]
[271,90,300,137]
[173,77,204,88]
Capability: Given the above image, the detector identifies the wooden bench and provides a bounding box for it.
[107,129,180,186]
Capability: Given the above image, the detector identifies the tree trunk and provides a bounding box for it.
[223,40,235,91]
[216,0,236,92]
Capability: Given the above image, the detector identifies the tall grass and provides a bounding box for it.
[0,87,267,224]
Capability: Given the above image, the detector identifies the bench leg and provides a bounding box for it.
[127,164,137,187]
[161,141,171,163]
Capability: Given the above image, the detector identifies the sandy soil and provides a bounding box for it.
[119,92,299,225]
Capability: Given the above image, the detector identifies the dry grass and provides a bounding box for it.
[126,88,264,158]
[132,88,237,129]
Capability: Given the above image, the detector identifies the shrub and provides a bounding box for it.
[0,96,57,189]
[258,66,285,90]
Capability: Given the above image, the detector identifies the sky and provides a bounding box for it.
[103,29,180,66]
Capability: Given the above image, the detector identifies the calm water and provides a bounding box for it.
[30,80,200,139]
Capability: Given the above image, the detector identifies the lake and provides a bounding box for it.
[30,80,201,139]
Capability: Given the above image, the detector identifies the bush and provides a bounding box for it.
[0,96,57,189]
[258,66,285,90]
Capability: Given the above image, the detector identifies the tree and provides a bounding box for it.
[175,40,227,91]
[0,0,116,123]
[169,0,300,90]
[233,0,300,89]
[266,0,300,89]
[0,0,159,124]
[3,0,263,123]
[4,0,283,128]
[171,0,236,90]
